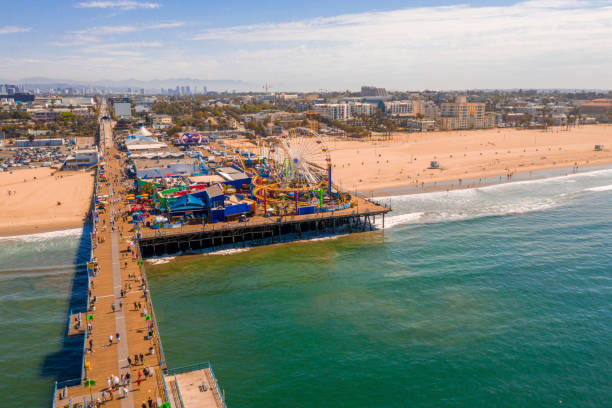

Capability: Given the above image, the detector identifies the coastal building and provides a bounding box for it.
[423,100,440,119]
[63,147,99,169]
[484,112,498,128]
[313,103,350,121]
[349,102,379,117]
[152,114,173,129]
[579,99,611,122]
[438,96,486,130]
[361,86,388,97]
[384,100,425,117]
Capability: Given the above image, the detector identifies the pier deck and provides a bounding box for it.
[53,105,224,407]
[138,195,389,257]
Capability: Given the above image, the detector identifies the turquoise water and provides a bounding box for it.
[0,227,91,407]
[146,169,612,407]
[2,170,612,406]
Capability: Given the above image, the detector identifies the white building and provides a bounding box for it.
[113,102,131,118]
[349,102,378,117]
[64,147,99,169]
[313,103,350,121]
[152,114,173,129]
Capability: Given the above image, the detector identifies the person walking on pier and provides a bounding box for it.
[116,332,120,343]
[111,303,115,313]
[108,335,113,345]
[127,356,132,366]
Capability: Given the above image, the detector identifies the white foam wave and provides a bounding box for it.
[207,248,251,256]
[147,256,176,265]
[377,212,425,228]
[0,227,84,242]
[584,184,612,192]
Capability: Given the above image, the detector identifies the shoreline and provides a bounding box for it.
[0,168,94,238]
[0,221,89,239]
[3,163,611,238]
[363,163,612,198]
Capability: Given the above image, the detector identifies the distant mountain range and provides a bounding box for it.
[1,77,252,92]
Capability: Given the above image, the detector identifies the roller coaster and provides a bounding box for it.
[249,128,352,214]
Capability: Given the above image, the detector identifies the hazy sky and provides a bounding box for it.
[2,0,611,90]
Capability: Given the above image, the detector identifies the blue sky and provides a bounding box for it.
[1,0,611,90]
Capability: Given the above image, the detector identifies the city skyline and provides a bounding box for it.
[2,0,612,90]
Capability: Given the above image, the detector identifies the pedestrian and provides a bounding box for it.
[101,390,107,401]
[141,402,147,408]
[107,378,111,390]
[116,332,120,343]
[134,353,139,365]
[108,335,113,345]
[123,387,128,399]
[127,356,132,366]
[148,397,153,407]
[139,353,144,364]
[111,303,115,312]
[119,300,123,310]
[137,377,142,386]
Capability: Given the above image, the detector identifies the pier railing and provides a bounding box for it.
[139,204,389,240]
[53,378,81,408]
[165,361,227,408]
[135,240,170,405]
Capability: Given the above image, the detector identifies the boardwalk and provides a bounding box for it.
[54,103,224,408]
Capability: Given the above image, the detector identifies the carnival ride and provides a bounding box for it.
[249,127,352,214]
[174,132,209,145]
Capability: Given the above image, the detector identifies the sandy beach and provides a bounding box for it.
[0,168,94,236]
[327,124,612,193]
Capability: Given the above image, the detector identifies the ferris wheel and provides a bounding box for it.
[277,127,331,185]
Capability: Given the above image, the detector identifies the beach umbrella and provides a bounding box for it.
[138,260,143,265]
[87,314,94,321]
[160,403,171,408]
[145,315,151,321]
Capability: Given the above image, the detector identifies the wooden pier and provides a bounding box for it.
[53,104,225,408]
[139,196,390,258]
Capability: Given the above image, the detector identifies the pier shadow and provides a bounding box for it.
[41,222,93,384]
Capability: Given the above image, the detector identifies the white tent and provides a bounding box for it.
[134,126,153,137]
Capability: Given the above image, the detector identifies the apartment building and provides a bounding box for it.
[423,100,440,119]
[152,114,173,129]
[384,100,425,117]
[361,86,388,97]
[313,103,350,121]
[438,96,486,130]
[349,102,379,117]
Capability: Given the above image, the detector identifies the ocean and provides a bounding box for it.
[2,169,611,407]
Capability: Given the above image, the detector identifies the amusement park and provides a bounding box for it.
[127,127,359,230]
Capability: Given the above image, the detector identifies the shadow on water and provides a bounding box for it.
[41,222,93,384]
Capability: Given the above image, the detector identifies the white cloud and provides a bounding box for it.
[75,1,160,10]
[0,26,31,34]
[7,0,612,90]
[49,22,184,46]
[188,0,612,90]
